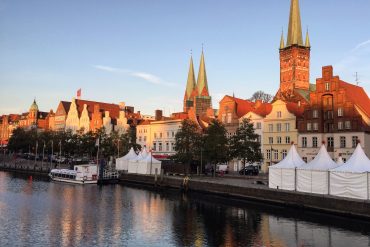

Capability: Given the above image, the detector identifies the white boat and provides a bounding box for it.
[49,164,98,184]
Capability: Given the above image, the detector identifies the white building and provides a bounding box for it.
[136,119,182,158]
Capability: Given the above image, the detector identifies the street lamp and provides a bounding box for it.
[35,141,38,165]
[50,140,54,169]
[58,140,62,167]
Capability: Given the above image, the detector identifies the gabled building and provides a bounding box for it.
[297,66,370,162]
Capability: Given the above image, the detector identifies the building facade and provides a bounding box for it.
[297,66,370,161]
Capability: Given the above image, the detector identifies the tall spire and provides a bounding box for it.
[197,50,209,96]
[280,30,285,49]
[185,55,196,99]
[286,0,303,46]
[305,28,310,47]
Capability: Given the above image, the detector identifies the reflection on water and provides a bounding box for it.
[0,171,369,247]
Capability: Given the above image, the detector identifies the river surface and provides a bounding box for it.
[0,171,370,247]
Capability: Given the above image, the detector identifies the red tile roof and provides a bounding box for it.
[339,81,370,118]
[75,99,120,119]
[286,102,304,117]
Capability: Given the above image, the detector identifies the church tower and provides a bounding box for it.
[194,50,212,116]
[279,0,310,94]
[183,55,197,112]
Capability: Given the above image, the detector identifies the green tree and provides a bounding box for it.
[173,119,202,166]
[203,119,228,176]
[229,118,262,174]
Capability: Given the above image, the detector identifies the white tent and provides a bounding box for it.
[330,144,370,200]
[297,144,339,194]
[269,145,306,191]
[127,147,151,174]
[137,153,162,175]
[116,148,138,171]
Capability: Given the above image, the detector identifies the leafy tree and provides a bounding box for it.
[127,126,141,152]
[173,119,202,166]
[203,119,228,176]
[229,118,262,174]
[249,90,272,103]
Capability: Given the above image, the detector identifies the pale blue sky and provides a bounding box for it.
[1,0,370,116]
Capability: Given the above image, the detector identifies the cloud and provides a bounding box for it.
[334,39,370,87]
[93,65,176,87]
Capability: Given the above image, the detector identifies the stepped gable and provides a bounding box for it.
[75,99,120,119]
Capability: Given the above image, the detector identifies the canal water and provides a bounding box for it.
[0,171,369,247]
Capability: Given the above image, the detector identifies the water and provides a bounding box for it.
[0,171,369,247]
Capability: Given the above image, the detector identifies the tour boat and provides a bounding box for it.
[49,164,98,184]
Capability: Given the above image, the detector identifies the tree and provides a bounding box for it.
[203,119,228,176]
[229,118,263,174]
[249,90,272,103]
[173,119,202,166]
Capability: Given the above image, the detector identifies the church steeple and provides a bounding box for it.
[305,29,311,48]
[286,0,303,46]
[185,55,196,99]
[280,30,285,49]
[197,50,209,96]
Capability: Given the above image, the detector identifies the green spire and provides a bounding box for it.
[185,55,196,99]
[305,29,311,47]
[197,50,209,96]
[280,30,285,49]
[287,0,303,46]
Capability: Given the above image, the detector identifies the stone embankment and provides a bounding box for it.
[119,173,370,220]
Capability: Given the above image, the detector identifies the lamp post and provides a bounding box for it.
[35,141,38,165]
[58,140,62,167]
[50,140,53,169]
[117,139,120,158]
[150,148,153,175]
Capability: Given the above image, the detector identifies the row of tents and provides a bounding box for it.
[269,143,370,200]
[116,147,162,175]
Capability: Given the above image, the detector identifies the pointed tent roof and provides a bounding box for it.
[299,144,338,170]
[142,152,161,164]
[185,56,196,99]
[331,144,370,173]
[197,51,209,96]
[270,144,305,169]
[337,156,344,165]
[286,0,303,46]
[120,147,138,161]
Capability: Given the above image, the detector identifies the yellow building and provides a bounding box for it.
[262,100,304,171]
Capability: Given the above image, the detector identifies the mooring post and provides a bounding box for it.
[154,168,158,185]
[160,168,164,182]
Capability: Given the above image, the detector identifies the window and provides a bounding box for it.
[154,133,157,139]
[303,157,308,163]
[159,132,163,138]
[285,123,290,132]
[277,123,282,132]
[338,121,343,130]
[138,136,142,142]
[325,82,330,91]
[159,143,162,151]
[256,122,262,129]
[312,137,318,148]
[268,124,273,132]
[282,149,287,159]
[327,137,334,148]
[257,135,261,143]
[277,111,282,118]
[222,114,226,123]
[338,108,343,117]
[340,136,346,148]
[285,136,291,144]
[266,150,271,160]
[269,137,274,144]
[277,136,282,144]
[166,142,169,151]
[172,131,175,137]
[307,123,312,131]
[313,123,318,131]
[352,136,358,148]
[274,150,279,160]
[313,110,319,118]
[153,143,157,151]
[144,136,147,142]
[345,121,351,130]
[171,142,175,151]
[302,137,307,147]
[227,113,232,124]
[167,132,169,138]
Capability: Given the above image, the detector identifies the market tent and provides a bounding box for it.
[137,153,162,175]
[330,144,370,200]
[128,149,147,174]
[297,144,339,194]
[269,144,305,191]
[116,148,138,171]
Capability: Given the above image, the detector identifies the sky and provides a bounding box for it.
[1,0,370,116]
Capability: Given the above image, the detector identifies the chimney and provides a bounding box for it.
[155,110,163,121]
[119,102,126,110]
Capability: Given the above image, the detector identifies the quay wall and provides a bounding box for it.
[119,173,370,220]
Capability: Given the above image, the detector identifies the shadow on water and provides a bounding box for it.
[1,171,370,247]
